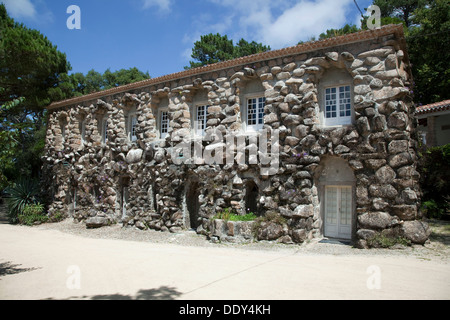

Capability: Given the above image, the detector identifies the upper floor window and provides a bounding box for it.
[324,85,352,126]
[246,96,265,132]
[102,117,109,145]
[195,104,208,136]
[160,110,169,139]
[128,115,137,142]
[80,119,86,145]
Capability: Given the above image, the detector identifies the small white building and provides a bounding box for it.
[416,100,450,147]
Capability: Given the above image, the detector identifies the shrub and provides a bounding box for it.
[366,233,411,248]
[6,178,40,224]
[418,143,450,219]
[18,203,48,226]
[213,208,257,222]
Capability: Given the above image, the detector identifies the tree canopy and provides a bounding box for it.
[185,33,271,69]
[0,4,151,191]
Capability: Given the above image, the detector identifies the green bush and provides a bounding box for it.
[418,144,450,219]
[213,208,257,222]
[366,233,411,248]
[6,178,40,224]
[18,203,48,226]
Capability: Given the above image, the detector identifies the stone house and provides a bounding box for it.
[416,100,450,147]
[43,24,430,247]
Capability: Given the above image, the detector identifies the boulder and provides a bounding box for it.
[358,211,393,230]
[400,221,431,244]
[85,216,110,229]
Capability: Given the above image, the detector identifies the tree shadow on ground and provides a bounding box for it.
[0,261,41,278]
[60,286,182,300]
[428,219,450,246]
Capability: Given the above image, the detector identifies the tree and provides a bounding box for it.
[0,4,71,189]
[372,0,429,27]
[318,24,360,40]
[407,0,450,104]
[186,33,271,69]
[0,4,70,113]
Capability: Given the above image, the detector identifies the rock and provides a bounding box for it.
[369,184,398,199]
[257,222,285,241]
[126,148,143,163]
[293,204,314,218]
[358,212,393,230]
[85,216,110,228]
[400,221,431,244]
[292,229,307,243]
[375,166,396,184]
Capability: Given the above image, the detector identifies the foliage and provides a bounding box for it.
[186,33,271,69]
[18,203,48,226]
[0,4,151,198]
[418,144,450,219]
[213,207,257,222]
[5,178,40,224]
[0,4,70,113]
[366,233,411,248]
[407,0,450,104]
[318,24,360,40]
[372,0,430,27]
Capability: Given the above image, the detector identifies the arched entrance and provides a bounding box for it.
[315,156,356,240]
[185,180,201,230]
[245,180,260,216]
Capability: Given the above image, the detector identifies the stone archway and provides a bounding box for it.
[244,180,260,216]
[315,156,356,240]
[184,179,201,230]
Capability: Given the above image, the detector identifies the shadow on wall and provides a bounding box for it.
[54,286,183,300]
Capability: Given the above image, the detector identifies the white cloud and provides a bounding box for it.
[206,0,356,49]
[260,0,354,48]
[142,0,172,13]
[2,0,37,19]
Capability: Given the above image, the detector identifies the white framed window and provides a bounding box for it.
[246,96,265,132]
[324,85,352,126]
[102,117,109,145]
[194,104,209,136]
[128,114,137,142]
[80,119,86,145]
[160,110,169,139]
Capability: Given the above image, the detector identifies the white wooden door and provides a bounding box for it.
[324,186,352,240]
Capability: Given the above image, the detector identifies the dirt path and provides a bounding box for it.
[0,222,449,300]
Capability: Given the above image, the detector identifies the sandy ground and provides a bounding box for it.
[0,202,449,300]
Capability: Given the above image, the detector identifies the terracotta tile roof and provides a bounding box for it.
[415,100,450,115]
[48,24,407,110]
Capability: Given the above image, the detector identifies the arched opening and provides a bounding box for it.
[245,180,260,216]
[185,181,201,230]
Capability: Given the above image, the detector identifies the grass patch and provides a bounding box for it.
[213,208,257,222]
[366,233,411,248]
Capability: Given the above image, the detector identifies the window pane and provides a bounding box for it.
[196,105,207,131]
[131,117,137,141]
[161,112,169,137]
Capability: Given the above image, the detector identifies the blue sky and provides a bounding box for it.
[2,0,373,78]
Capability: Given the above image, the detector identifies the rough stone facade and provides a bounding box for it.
[43,25,430,247]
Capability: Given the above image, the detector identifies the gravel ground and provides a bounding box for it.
[32,216,450,263]
[2,200,449,262]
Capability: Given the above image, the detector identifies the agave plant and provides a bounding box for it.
[5,178,40,224]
